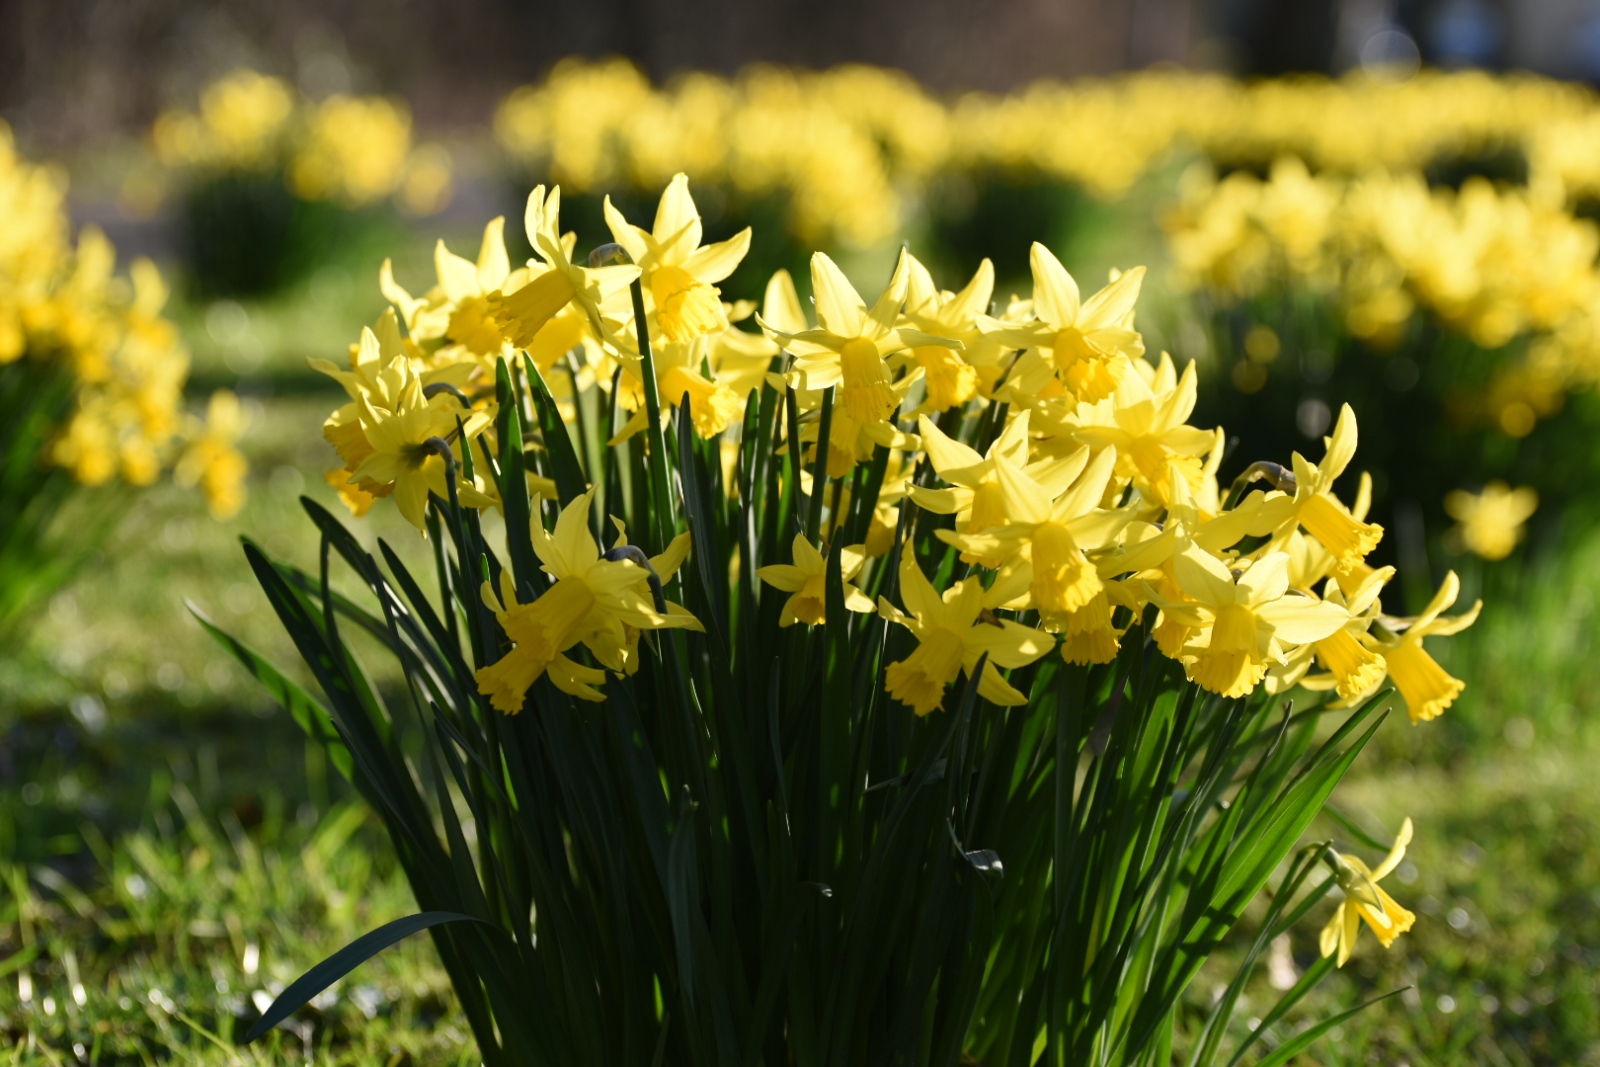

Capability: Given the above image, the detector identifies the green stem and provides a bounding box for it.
[630,278,678,550]
[806,386,835,544]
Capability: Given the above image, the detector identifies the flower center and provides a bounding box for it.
[914,346,977,411]
[839,337,898,423]
[885,627,967,716]
[1299,492,1383,571]
[1032,522,1101,617]
[650,264,723,343]
[447,295,508,356]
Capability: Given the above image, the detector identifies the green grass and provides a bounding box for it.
[4,220,1600,1065]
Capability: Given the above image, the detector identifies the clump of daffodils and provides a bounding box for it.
[1165,159,1600,436]
[0,122,247,518]
[324,174,1479,736]
[495,62,1600,250]
[140,68,452,217]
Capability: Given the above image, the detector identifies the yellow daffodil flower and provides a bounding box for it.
[1277,404,1384,573]
[1064,355,1219,507]
[490,185,639,349]
[908,410,1089,566]
[476,491,702,710]
[901,254,1002,412]
[877,554,1053,715]
[1444,481,1538,561]
[797,375,922,477]
[173,390,249,520]
[1270,565,1394,699]
[940,446,1130,626]
[1163,547,1348,698]
[760,248,959,424]
[1367,571,1481,722]
[348,365,493,530]
[756,534,876,626]
[604,172,751,343]
[610,331,745,442]
[1320,818,1417,967]
[987,245,1146,405]
[428,218,517,359]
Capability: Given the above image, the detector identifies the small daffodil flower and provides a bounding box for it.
[1164,547,1348,698]
[1367,571,1482,722]
[1320,818,1417,967]
[1278,404,1385,573]
[760,248,960,425]
[756,534,876,626]
[987,244,1146,405]
[1444,481,1538,561]
[489,185,639,348]
[878,553,1053,716]
[475,491,702,711]
[604,172,751,344]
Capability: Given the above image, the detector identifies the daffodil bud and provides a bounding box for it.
[588,242,632,268]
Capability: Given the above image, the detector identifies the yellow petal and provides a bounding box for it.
[477,216,511,290]
[1029,242,1080,327]
[682,228,752,284]
[1076,265,1145,331]
[1322,403,1360,482]
[652,173,703,260]
[810,252,867,336]
[434,239,480,303]
[1371,817,1414,881]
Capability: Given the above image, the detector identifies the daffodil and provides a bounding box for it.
[610,331,746,442]
[475,491,702,710]
[174,390,249,520]
[908,409,1091,566]
[1275,403,1384,573]
[604,172,751,343]
[987,245,1146,405]
[1270,565,1394,700]
[1163,547,1348,698]
[1444,481,1538,561]
[1062,355,1219,507]
[901,254,1001,412]
[797,376,922,477]
[939,446,1130,626]
[489,185,639,349]
[1320,818,1417,967]
[878,553,1053,715]
[760,249,959,425]
[347,364,493,530]
[1367,571,1481,722]
[430,219,517,358]
[756,534,875,626]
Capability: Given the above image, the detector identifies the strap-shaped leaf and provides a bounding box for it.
[522,354,588,506]
[676,392,728,655]
[242,912,500,1042]
[495,358,542,590]
[1249,985,1407,1067]
[190,603,354,781]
